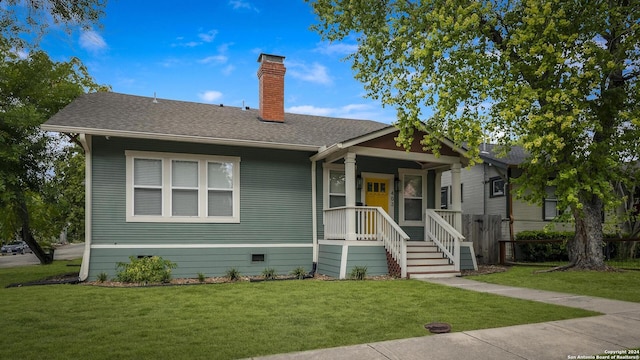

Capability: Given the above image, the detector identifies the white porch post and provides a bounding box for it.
[434,169,443,209]
[345,153,357,240]
[450,163,462,232]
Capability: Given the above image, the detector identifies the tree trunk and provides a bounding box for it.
[17,193,54,265]
[567,195,607,270]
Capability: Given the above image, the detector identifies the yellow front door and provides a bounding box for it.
[365,178,389,213]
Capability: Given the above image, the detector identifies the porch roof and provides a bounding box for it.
[311,127,469,168]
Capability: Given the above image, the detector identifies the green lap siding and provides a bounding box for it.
[89,136,315,279]
[459,245,475,271]
[91,136,314,244]
[90,247,313,280]
[317,243,389,278]
[345,245,388,276]
[317,244,342,278]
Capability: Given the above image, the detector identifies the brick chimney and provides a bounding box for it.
[257,53,286,122]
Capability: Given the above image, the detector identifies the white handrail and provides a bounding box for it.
[425,209,464,272]
[324,206,409,278]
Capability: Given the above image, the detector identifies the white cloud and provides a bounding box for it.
[229,0,259,12]
[287,103,381,120]
[199,90,223,103]
[198,55,228,64]
[287,105,334,117]
[222,64,235,75]
[79,30,107,53]
[315,42,358,55]
[198,29,218,43]
[287,62,332,85]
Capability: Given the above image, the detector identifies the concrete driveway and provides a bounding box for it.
[0,243,84,268]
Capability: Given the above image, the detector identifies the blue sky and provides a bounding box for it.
[40,0,397,123]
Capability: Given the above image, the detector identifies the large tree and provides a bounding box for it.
[0,0,107,264]
[308,0,640,269]
[1,0,106,48]
[0,46,107,263]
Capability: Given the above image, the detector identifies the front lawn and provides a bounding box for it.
[0,262,598,360]
[467,265,640,303]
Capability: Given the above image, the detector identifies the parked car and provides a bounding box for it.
[1,241,30,255]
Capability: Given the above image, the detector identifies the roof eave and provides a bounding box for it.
[311,126,397,161]
[41,125,321,152]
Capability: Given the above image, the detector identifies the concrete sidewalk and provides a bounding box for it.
[247,278,640,360]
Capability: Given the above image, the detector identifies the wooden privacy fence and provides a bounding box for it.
[460,215,502,264]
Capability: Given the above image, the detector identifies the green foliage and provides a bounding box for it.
[0,0,107,49]
[225,267,241,282]
[349,266,367,280]
[261,267,277,280]
[0,42,108,263]
[515,231,572,262]
[96,272,108,283]
[197,272,206,283]
[308,0,640,267]
[290,266,307,280]
[115,256,177,284]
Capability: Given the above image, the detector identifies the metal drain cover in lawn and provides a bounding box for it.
[424,322,451,334]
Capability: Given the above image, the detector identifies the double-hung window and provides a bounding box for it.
[399,170,425,225]
[126,151,240,223]
[327,167,346,208]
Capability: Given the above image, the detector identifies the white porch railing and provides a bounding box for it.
[324,206,409,278]
[425,209,464,272]
[434,209,462,233]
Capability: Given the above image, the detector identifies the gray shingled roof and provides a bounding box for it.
[478,143,528,167]
[44,92,390,149]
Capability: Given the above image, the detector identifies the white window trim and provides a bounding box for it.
[543,198,560,221]
[323,163,346,211]
[399,169,426,226]
[126,150,240,223]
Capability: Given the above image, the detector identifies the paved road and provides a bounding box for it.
[0,243,84,268]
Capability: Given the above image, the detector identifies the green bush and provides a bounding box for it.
[97,272,108,283]
[115,256,177,283]
[515,231,572,262]
[197,272,206,283]
[349,266,368,280]
[262,268,277,280]
[290,266,307,280]
[225,267,241,281]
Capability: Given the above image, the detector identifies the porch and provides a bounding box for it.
[310,127,475,279]
[319,207,476,279]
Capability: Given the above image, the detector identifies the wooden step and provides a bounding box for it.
[407,258,450,266]
[406,251,444,260]
[408,270,461,279]
[404,240,459,278]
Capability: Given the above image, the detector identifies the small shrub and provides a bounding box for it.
[262,267,277,280]
[290,266,307,280]
[97,272,108,283]
[197,272,206,283]
[350,266,367,280]
[115,256,177,283]
[225,267,241,281]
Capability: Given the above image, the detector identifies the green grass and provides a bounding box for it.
[468,265,640,303]
[0,263,598,360]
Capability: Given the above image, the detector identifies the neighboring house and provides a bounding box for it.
[43,53,477,281]
[440,144,574,243]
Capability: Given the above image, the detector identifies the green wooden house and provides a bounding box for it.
[43,54,477,281]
